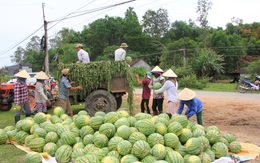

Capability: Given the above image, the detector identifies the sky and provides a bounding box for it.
[0,0,259,68]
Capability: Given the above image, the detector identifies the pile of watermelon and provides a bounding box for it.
[0,107,242,163]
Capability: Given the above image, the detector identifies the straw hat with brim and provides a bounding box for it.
[62,69,69,75]
[163,69,177,78]
[34,71,49,80]
[75,44,83,48]
[120,43,128,48]
[151,66,164,73]
[178,88,196,101]
[14,70,31,78]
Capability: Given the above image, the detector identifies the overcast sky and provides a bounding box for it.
[0,0,259,68]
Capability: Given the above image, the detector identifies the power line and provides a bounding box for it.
[0,25,43,56]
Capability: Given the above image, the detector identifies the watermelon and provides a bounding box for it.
[43,142,57,157]
[127,116,137,127]
[205,148,215,162]
[22,118,34,132]
[0,129,8,145]
[15,130,28,145]
[132,140,151,159]
[83,134,94,145]
[185,137,203,155]
[147,133,164,147]
[6,129,17,142]
[223,133,236,143]
[94,111,106,117]
[71,148,86,162]
[33,127,46,138]
[75,154,100,163]
[101,156,120,163]
[74,115,90,129]
[212,142,228,159]
[120,154,139,163]
[60,131,76,146]
[135,119,155,136]
[89,115,105,131]
[55,145,73,163]
[33,112,47,124]
[165,150,184,163]
[167,121,183,136]
[153,82,162,90]
[4,126,15,132]
[117,140,132,155]
[164,133,179,149]
[104,112,120,124]
[198,152,211,163]
[53,106,65,116]
[107,150,122,160]
[186,155,201,163]
[116,125,132,139]
[128,132,146,144]
[23,152,42,163]
[155,122,167,136]
[99,123,116,139]
[45,131,59,143]
[151,144,166,160]
[205,129,221,145]
[229,141,242,153]
[79,126,94,137]
[73,142,85,149]
[141,155,157,163]
[78,110,89,116]
[125,56,132,63]
[44,123,58,133]
[29,137,46,152]
[24,135,35,147]
[93,133,108,148]
[114,117,130,129]
[179,128,193,144]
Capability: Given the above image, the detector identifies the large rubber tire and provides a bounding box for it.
[0,101,12,111]
[237,83,248,93]
[115,96,122,110]
[85,90,117,116]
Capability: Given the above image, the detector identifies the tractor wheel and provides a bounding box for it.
[85,90,117,116]
[0,101,12,111]
[28,91,37,114]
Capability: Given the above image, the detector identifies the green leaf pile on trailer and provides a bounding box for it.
[58,61,134,114]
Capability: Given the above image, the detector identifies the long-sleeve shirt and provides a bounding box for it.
[35,81,48,104]
[77,49,90,63]
[154,80,178,103]
[58,76,72,100]
[148,75,165,99]
[114,48,126,61]
[177,97,203,118]
[142,77,151,99]
[14,80,28,105]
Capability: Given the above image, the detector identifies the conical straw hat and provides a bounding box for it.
[151,66,164,73]
[34,71,49,80]
[163,69,177,77]
[178,88,196,100]
[14,70,31,78]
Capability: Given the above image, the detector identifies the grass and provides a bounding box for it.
[0,81,255,161]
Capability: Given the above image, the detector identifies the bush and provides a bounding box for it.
[178,74,211,90]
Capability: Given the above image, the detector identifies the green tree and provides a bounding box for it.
[11,46,24,64]
[196,0,212,47]
[142,8,170,40]
[192,49,225,79]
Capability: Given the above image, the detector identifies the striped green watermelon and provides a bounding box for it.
[205,129,221,145]
[93,133,108,148]
[94,111,106,117]
[71,148,86,162]
[34,112,47,124]
[179,128,193,144]
[43,142,57,157]
[186,155,201,163]
[131,140,151,159]
[104,112,120,124]
[22,118,34,132]
[229,141,242,153]
[141,155,157,163]
[3,126,15,132]
[117,110,130,117]
[212,142,228,159]
[79,126,94,137]
[44,123,58,133]
[15,130,28,145]
[198,152,211,163]
[23,152,42,163]
[24,135,35,147]
[29,137,46,152]
[185,137,203,155]
[205,148,215,162]
[101,156,120,163]
[117,140,132,155]
[171,114,189,128]
[74,115,90,129]
[33,127,46,138]
[223,133,236,143]
[114,117,130,129]
[99,123,116,139]
[72,142,85,149]
[60,131,76,146]
[82,134,94,145]
[117,125,132,139]
[155,122,167,136]
[135,119,155,136]
[164,133,179,149]
[167,121,183,136]
[53,106,65,116]
[55,144,73,163]
[89,115,105,131]
[107,150,121,160]
[128,132,146,144]
[165,150,184,163]
[0,129,8,145]
[147,133,164,147]
[107,136,124,151]
[45,131,59,143]
[127,116,136,127]
[151,144,166,160]
[120,154,139,163]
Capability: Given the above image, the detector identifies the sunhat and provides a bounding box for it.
[120,43,128,48]
[34,71,49,80]
[163,69,177,78]
[75,44,83,48]
[146,72,152,79]
[178,88,196,101]
[14,70,31,79]
[151,66,164,73]
[61,69,69,75]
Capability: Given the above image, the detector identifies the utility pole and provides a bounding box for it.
[179,49,186,67]
[42,3,49,78]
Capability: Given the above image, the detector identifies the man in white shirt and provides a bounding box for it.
[115,43,128,61]
[75,44,90,63]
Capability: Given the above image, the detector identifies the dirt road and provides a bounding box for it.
[128,89,260,146]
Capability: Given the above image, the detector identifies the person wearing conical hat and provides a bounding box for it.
[34,71,49,114]
[177,88,203,125]
[75,43,90,63]
[134,72,152,114]
[148,66,165,115]
[115,43,128,61]
[154,69,178,118]
[13,70,32,124]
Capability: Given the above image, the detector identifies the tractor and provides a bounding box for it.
[0,82,56,113]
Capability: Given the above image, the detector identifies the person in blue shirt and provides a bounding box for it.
[177,88,203,125]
